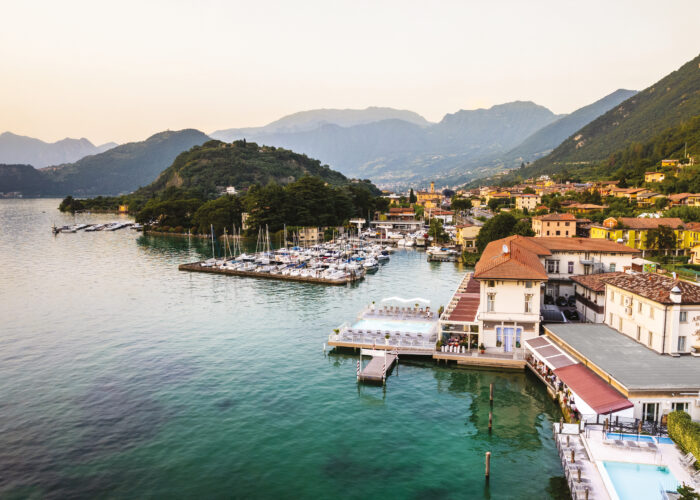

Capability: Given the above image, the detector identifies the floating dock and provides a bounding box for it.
[178,262,364,285]
[357,349,397,384]
[427,252,460,262]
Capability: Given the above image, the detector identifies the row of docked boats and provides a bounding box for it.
[52,222,143,234]
[198,238,394,283]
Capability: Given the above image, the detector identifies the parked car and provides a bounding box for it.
[555,296,568,307]
[544,295,554,305]
[563,309,580,321]
[567,295,576,307]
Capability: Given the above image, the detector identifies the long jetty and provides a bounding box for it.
[178,262,363,285]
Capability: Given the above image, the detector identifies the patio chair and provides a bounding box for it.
[645,442,658,451]
[681,453,697,466]
[625,441,642,451]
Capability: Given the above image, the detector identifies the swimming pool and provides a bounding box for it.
[352,318,436,334]
[601,461,679,500]
[606,432,674,444]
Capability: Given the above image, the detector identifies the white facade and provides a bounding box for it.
[604,284,700,354]
[573,283,606,323]
[515,195,540,211]
[541,250,634,299]
[477,279,544,349]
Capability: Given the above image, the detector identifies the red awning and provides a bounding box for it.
[553,364,633,415]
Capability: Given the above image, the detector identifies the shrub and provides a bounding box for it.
[160,225,170,232]
[667,411,700,469]
[174,225,184,233]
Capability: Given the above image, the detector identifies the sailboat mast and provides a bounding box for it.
[211,224,215,258]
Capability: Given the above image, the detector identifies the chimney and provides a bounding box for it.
[670,285,682,304]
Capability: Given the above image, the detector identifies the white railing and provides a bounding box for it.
[328,327,437,350]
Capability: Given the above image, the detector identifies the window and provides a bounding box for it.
[487,293,496,312]
[609,263,616,272]
[642,402,659,423]
[555,230,561,236]
[610,291,615,302]
[546,231,550,236]
[609,313,613,324]
[546,260,559,273]
[648,331,653,347]
[672,402,689,413]
[649,307,654,319]
[488,280,495,288]
[565,222,570,226]
[680,311,688,323]
[496,327,502,343]
[637,326,641,341]
[618,316,623,330]
[525,294,533,313]
[568,261,574,274]
[638,302,642,313]
[678,336,686,351]
[525,281,533,289]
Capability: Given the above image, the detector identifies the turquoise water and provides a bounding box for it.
[606,433,674,444]
[351,318,436,334]
[602,461,679,499]
[0,199,566,499]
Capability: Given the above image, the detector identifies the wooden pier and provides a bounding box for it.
[178,262,364,285]
[427,253,460,262]
[357,349,397,384]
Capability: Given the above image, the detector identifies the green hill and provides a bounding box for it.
[43,129,210,195]
[540,53,700,166]
[0,164,50,194]
[474,53,700,187]
[138,139,359,198]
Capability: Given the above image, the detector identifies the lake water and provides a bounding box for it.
[0,199,566,499]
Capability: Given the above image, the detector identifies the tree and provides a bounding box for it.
[647,225,677,255]
[476,213,520,253]
[192,195,244,235]
[513,219,535,237]
[409,188,417,204]
[654,196,669,210]
[428,218,450,244]
[450,197,470,211]
[522,186,535,194]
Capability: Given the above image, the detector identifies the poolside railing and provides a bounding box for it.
[328,326,437,350]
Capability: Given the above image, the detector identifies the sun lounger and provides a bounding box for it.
[645,442,658,451]
[625,441,642,450]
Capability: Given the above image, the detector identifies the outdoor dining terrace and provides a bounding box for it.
[328,324,438,351]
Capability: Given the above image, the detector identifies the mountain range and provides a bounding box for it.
[0,130,209,195]
[479,52,700,186]
[0,132,117,168]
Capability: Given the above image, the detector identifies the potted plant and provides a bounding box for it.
[515,341,521,348]
[496,340,502,347]
[385,333,390,340]
[479,343,486,354]
[333,328,339,335]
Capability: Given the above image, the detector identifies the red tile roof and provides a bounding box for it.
[570,272,627,292]
[446,275,480,322]
[617,217,685,230]
[554,364,633,414]
[474,235,549,280]
[474,235,639,280]
[534,213,577,221]
[603,273,700,305]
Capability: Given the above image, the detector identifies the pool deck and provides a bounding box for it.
[357,351,397,384]
[555,423,698,499]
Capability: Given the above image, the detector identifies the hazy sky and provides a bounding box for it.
[1,0,698,145]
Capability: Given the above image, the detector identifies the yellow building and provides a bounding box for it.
[514,194,540,211]
[531,213,577,237]
[118,204,129,213]
[661,159,680,168]
[590,217,686,255]
[416,181,443,208]
[563,203,607,215]
[644,172,665,183]
[455,224,481,252]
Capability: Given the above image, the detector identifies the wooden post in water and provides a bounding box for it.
[577,468,581,483]
[485,452,491,482]
[566,435,570,446]
[585,487,589,500]
[559,417,564,433]
[488,411,493,433]
[570,449,575,464]
[489,383,494,406]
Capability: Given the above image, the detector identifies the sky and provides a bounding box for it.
[1,0,698,145]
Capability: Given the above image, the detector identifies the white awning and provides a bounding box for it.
[381,297,431,304]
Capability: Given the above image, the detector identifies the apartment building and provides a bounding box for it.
[532,213,577,237]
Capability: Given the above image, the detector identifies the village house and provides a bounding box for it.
[570,272,626,323]
[590,217,686,256]
[635,191,667,208]
[644,172,666,183]
[370,207,423,234]
[454,224,481,252]
[429,209,454,225]
[532,213,578,237]
[514,193,540,211]
[562,203,607,215]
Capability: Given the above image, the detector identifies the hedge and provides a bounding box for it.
[667,411,700,469]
